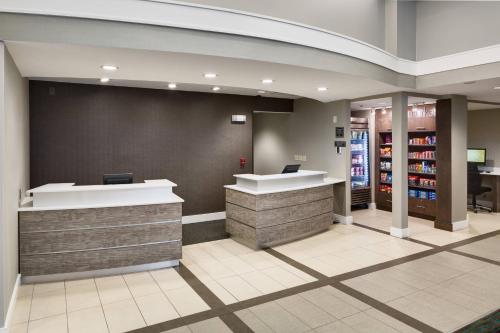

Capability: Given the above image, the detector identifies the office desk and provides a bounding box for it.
[225,170,344,249]
[19,180,183,282]
[480,169,500,212]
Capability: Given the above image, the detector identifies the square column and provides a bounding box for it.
[391,93,409,237]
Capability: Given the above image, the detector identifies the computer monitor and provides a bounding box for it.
[467,148,486,165]
[103,173,133,185]
[282,164,301,174]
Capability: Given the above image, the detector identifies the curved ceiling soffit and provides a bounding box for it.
[2,0,500,84]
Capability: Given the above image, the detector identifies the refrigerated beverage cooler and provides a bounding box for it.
[350,117,371,207]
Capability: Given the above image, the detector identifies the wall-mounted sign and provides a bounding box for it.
[335,127,344,138]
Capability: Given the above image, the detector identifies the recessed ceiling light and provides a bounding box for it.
[204,73,217,79]
[101,65,118,71]
[261,79,273,84]
[100,77,110,83]
[381,108,387,115]
[494,86,500,90]
[258,90,266,94]
[317,87,328,92]
[168,83,177,89]
[212,86,221,91]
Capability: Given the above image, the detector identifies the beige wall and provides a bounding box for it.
[0,43,30,327]
[179,0,387,49]
[253,98,351,216]
[468,108,500,167]
[253,113,291,175]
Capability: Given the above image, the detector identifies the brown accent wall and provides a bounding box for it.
[29,81,292,215]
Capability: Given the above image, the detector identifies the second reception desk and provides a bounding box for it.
[225,170,344,249]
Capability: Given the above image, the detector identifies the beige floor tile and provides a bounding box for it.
[30,289,66,321]
[219,256,256,275]
[17,284,34,298]
[341,311,400,333]
[12,296,32,324]
[342,277,408,303]
[241,271,285,294]
[322,287,371,312]
[313,320,357,333]
[300,287,362,320]
[28,314,68,333]
[236,309,274,333]
[102,299,146,333]
[150,268,190,292]
[162,326,191,333]
[387,296,459,332]
[395,257,464,283]
[261,266,306,288]
[216,275,262,301]
[195,260,236,280]
[64,279,94,288]
[279,263,316,282]
[182,264,212,284]
[188,317,232,333]
[239,252,278,270]
[422,252,487,272]
[67,306,108,333]
[454,235,500,262]
[65,280,101,313]
[249,302,310,333]
[95,276,132,305]
[123,272,162,298]
[275,294,335,329]
[33,282,65,296]
[426,283,497,315]
[364,308,420,333]
[10,322,28,333]
[135,293,179,325]
[201,279,238,304]
[163,286,210,316]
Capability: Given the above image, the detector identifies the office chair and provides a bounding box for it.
[467,163,492,213]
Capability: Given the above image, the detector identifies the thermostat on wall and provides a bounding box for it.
[231,115,247,124]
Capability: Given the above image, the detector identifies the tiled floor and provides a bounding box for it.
[182,239,316,304]
[11,268,209,333]
[272,223,431,276]
[352,209,500,246]
[10,209,500,333]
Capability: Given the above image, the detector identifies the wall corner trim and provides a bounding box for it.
[452,215,469,232]
[182,211,226,224]
[0,274,21,332]
[334,214,353,225]
[390,227,410,238]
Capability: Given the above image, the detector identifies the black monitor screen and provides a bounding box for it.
[467,149,486,165]
[103,173,133,185]
[282,164,301,174]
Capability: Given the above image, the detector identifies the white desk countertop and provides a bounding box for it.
[20,179,183,211]
[226,170,344,195]
[480,166,500,176]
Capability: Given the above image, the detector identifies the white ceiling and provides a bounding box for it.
[420,77,500,105]
[6,41,400,103]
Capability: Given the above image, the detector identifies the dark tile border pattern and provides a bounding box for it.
[127,226,500,333]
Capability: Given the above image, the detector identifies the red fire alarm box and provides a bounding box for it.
[240,157,246,169]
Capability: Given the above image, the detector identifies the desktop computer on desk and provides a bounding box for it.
[467,148,492,213]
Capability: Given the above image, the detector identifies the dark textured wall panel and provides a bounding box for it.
[29,81,292,215]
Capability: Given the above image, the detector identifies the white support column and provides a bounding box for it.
[450,95,468,231]
[391,93,409,238]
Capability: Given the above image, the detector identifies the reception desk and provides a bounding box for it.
[225,170,344,249]
[18,180,183,282]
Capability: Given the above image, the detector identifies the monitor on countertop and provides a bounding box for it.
[282,164,301,174]
[103,173,133,185]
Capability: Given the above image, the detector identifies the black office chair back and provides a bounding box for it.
[467,163,482,194]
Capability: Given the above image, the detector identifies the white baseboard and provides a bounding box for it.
[335,214,353,225]
[182,211,226,224]
[390,227,410,238]
[452,214,469,231]
[0,274,21,332]
[368,202,376,210]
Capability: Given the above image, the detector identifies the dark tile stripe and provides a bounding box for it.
[265,248,327,280]
[128,227,500,333]
[331,281,442,333]
[448,249,500,266]
[352,222,439,248]
[352,222,390,235]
